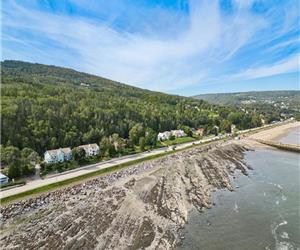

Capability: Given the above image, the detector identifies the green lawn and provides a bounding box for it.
[159,136,195,146]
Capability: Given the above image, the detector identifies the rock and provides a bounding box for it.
[0,142,250,250]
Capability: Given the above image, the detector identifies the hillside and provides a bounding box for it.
[194,91,300,119]
[1,60,262,157]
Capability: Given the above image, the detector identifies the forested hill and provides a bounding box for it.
[1,60,260,156]
[194,91,300,121]
[2,60,170,98]
[194,91,300,108]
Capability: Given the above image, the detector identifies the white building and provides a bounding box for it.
[80,82,90,87]
[78,143,100,157]
[157,131,172,141]
[158,129,187,141]
[171,129,186,138]
[44,147,72,164]
[0,172,9,185]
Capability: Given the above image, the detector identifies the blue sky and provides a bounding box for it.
[1,0,299,95]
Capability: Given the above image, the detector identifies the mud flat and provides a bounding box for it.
[0,141,254,250]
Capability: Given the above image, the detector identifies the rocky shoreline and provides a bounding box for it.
[0,141,252,250]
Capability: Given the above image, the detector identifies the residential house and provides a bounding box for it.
[157,131,171,141]
[80,82,90,87]
[44,147,72,164]
[0,172,9,185]
[78,143,100,157]
[195,128,205,137]
[171,129,186,138]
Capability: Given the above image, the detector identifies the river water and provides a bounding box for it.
[178,130,300,250]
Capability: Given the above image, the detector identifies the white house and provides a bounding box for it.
[171,129,186,138]
[44,147,72,164]
[0,172,9,185]
[80,82,90,87]
[157,131,172,141]
[78,143,100,157]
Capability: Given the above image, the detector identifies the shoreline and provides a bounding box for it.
[178,148,300,250]
[247,121,300,142]
[0,142,252,249]
[0,123,298,249]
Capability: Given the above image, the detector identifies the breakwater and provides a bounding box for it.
[253,139,300,153]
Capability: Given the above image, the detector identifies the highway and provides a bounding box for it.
[0,135,223,199]
[1,119,291,200]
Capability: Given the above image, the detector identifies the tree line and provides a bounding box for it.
[1,60,265,179]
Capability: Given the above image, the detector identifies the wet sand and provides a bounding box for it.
[248,121,300,142]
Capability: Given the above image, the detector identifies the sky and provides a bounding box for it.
[1,0,300,95]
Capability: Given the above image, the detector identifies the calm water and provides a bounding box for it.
[179,138,300,250]
[279,127,300,145]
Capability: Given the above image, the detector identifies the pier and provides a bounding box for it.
[254,139,300,153]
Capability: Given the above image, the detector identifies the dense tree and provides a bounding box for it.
[129,124,145,145]
[27,151,41,164]
[100,136,116,157]
[145,128,157,147]
[139,137,146,152]
[1,60,271,162]
[220,120,231,133]
[8,162,21,179]
[2,146,20,165]
[71,147,86,162]
[21,147,35,159]
[180,125,193,137]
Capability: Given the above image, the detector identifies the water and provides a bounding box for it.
[178,149,300,250]
[279,127,300,145]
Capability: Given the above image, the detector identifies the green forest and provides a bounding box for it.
[194,91,300,121]
[1,60,267,178]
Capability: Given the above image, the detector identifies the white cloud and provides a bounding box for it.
[231,54,300,80]
[2,0,299,93]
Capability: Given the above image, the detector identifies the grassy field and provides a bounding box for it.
[0,137,227,205]
[158,136,195,146]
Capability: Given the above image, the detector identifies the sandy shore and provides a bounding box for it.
[248,121,300,142]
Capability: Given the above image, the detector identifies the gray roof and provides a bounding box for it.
[45,147,71,156]
[0,172,8,179]
[78,144,99,150]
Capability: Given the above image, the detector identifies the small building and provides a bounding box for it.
[157,131,171,141]
[44,147,72,164]
[171,129,186,138]
[78,143,100,157]
[80,82,90,87]
[0,172,9,185]
[195,128,205,137]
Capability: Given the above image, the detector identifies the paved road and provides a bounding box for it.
[0,136,221,199]
[1,120,291,199]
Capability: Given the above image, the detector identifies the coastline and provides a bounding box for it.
[178,148,300,250]
[1,122,299,249]
[247,121,300,142]
[1,142,252,249]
